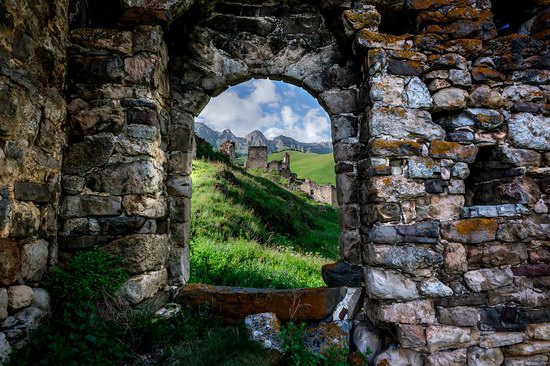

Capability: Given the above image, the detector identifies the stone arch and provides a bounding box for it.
[163,0,366,287]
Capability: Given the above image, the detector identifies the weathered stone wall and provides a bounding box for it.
[245,146,269,170]
[1,0,549,363]
[61,25,178,310]
[299,179,339,207]
[0,0,69,359]
[349,1,550,364]
[220,140,236,161]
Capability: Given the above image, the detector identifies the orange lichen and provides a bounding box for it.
[454,218,497,235]
[429,140,461,155]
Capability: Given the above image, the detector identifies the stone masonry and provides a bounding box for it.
[0,0,549,364]
[245,146,269,170]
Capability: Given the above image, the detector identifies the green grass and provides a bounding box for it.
[269,150,335,185]
[190,159,339,289]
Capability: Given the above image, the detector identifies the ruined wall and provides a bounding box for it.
[349,1,550,364]
[0,0,69,358]
[1,0,549,363]
[220,140,236,161]
[245,146,269,170]
[299,179,339,207]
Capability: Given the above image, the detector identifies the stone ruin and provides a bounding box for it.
[0,0,549,364]
[220,140,236,161]
[245,145,269,170]
[299,179,339,208]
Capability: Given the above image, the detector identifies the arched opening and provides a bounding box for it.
[189,78,339,289]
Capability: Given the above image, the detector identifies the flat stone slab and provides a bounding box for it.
[175,284,344,322]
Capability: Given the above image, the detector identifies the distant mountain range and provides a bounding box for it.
[195,122,333,156]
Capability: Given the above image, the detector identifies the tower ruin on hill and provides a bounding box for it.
[219,140,235,161]
[244,146,268,170]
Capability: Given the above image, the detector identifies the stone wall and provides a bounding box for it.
[245,146,269,170]
[0,0,69,359]
[220,140,236,161]
[299,179,339,208]
[349,1,550,364]
[1,0,549,363]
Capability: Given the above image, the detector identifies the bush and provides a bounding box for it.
[9,250,129,366]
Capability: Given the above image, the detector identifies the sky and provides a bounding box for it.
[196,79,331,143]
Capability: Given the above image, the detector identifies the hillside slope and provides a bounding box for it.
[190,160,339,289]
[269,150,336,185]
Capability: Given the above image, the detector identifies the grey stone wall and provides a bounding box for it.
[245,146,269,170]
[0,0,69,358]
[299,179,339,208]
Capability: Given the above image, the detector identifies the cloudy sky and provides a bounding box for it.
[196,79,331,143]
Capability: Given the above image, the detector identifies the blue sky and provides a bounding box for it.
[196,79,331,143]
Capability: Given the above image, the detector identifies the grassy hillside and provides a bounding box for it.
[269,150,335,185]
[190,160,339,289]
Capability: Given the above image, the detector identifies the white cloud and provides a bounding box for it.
[198,79,331,143]
[199,79,280,136]
[264,107,331,143]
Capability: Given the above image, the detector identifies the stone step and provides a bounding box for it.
[175,283,346,322]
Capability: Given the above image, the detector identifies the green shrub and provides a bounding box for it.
[9,250,129,366]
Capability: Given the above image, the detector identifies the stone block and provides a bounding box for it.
[425,348,467,366]
[407,157,440,179]
[432,88,468,112]
[467,346,504,366]
[445,242,468,274]
[304,320,351,356]
[377,299,436,324]
[70,55,124,85]
[0,240,20,286]
[366,244,443,274]
[88,158,163,195]
[464,268,514,292]
[369,75,405,106]
[0,333,11,364]
[61,195,122,218]
[479,332,525,348]
[7,286,33,310]
[13,182,52,203]
[10,202,41,238]
[479,307,526,332]
[438,306,480,327]
[20,239,48,282]
[441,218,498,243]
[122,269,168,305]
[244,312,284,355]
[102,234,170,275]
[369,139,423,157]
[166,246,190,286]
[62,134,115,175]
[353,318,381,362]
[365,267,419,300]
[31,288,50,313]
[123,195,166,218]
[374,344,422,366]
[321,261,363,287]
[508,113,550,151]
[370,105,445,140]
[367,175,425,203]
[405,77,432,109]
[504,341,550,356]
[332,287,362,321]
[503,355,548,366]
[525,323,550,341]
[429,141,478,163]
[166,175,192,198]
[397,324,426,348]
[426,325,478,352]
[419,278,453,298]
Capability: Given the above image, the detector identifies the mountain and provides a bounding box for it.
[194,122,333,155]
